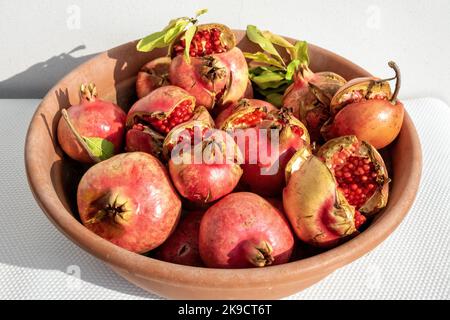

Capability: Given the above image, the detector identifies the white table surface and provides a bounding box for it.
[1,98,449,300]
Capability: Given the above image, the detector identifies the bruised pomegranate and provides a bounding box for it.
[283,156,358,247]
[199,192,294,268]
[165,123,242,203]
[283,65,346,142]
[77,152,181,253]
[155,210,204,266]
[57,83,126,163]
[136,57,171,99]
[170,24,249,109]
[125,85,196,157]
[321,61,404,149]
[317,135,389,216]
[221,99,310,196]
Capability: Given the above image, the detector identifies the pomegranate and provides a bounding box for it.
[57,83,126,163]
[136,57,171,99]
[125,85,196,157]
[77,152,182,253]
[199,192,294,268]
[283,155,358,247]
[221,99,310,196]
[283,65,346,142]
[169,24,249,109]
[165,123,242,203]
[155,210,204,266]
[317,135,389,216]
[321,61,404,149]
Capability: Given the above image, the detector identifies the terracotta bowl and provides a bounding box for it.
[25,30,422,299]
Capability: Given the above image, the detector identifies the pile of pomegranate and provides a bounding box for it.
[58,11,404,268]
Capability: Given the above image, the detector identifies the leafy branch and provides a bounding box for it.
[245,25,310,106]
[136,9,208,63]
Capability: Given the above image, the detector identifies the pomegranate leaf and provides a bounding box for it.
[246,25,285,66]
[183,24,197,63]
[262,31,296,59]
[250,71,287,90]
[244,52,285,69]
[137,9,208,53]
[137,30,169,52]
[294,41,309,66]
[163,19,189,43]
[83,137,115,161]
[286,59,300,80]
[195,8,208,17]
[265,93,284,107]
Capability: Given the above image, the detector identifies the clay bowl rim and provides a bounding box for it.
[25,30,422,290]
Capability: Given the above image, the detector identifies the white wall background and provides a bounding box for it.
[1,0,449,103]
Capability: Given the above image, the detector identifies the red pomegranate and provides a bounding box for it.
[199,192,294,268]
[136,57,171,99]
[164,122,242,203]
[169,24,249,109]
[57,83,126,163]
[125,85,196,158]
[77,152,182,253]
[155,210,204,266]
[221,99,310,196]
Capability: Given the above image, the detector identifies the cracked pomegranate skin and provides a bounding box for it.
[57,100,126,163]
[169,47,248,109]
[77,152,182,253]
[199,192,294,268]
[283,156,357,247]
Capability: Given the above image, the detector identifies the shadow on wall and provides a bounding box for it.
[0,45,97,99]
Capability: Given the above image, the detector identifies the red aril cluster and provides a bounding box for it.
[144,99,194,134]
[173,28,227,57]
[333,156,378,209]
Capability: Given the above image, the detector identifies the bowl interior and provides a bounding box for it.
[25,30,422,296]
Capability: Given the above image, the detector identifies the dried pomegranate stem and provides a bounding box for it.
[388,61,401,104]
[61,109,101,163]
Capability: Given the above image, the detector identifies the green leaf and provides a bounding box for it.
[183,24,197,63]
[251,71,288,90]
[265,93,284,107]
[246,25,284,66]
[294,41,309,66]
[136,30,168,52]
[286,59,300,80]
[244,52,285,69]
[262,31,297,60]
[164,19,189,43]
[250,65,284,75]
[83,137,115,161]
[195,8,208,17]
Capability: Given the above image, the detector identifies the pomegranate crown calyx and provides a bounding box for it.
[80,83,97,102]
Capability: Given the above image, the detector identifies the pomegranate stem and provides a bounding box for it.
[61,109,101,163]
[388,61,401,104]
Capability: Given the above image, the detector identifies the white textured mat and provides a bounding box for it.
[0,98,448,300]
